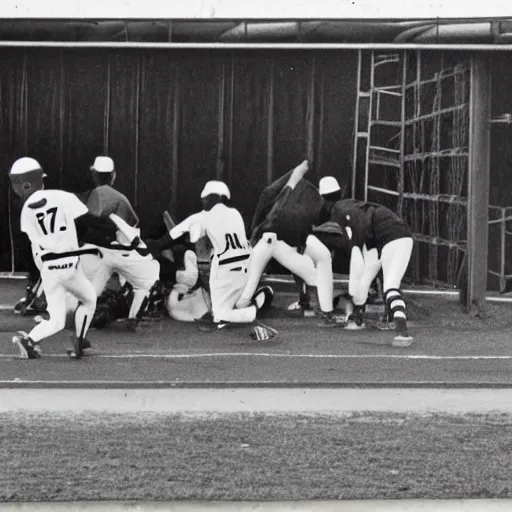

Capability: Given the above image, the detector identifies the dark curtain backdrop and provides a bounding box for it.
[0,48,357,273]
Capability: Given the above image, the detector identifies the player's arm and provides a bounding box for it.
[145,212,205,256]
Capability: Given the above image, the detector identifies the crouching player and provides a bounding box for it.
[9,157,118,359]
[236,160,338,326]
[330,199,414,346]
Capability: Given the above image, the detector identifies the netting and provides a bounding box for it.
[355,50,471,288]
[402,59,470,287]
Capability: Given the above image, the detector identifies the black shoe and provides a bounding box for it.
[345,305,366,330]
[12,331,42,359]
[391,317,414,347]
[252,286,274,313]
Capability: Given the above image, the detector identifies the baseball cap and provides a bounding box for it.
[90,156,115,173]
[319,176,341,196]
[9,157,47,178]
[200,180,231,200]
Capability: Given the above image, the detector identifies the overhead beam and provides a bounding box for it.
[466,53,491,313]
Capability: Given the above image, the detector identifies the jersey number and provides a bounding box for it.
[35,207,58,236]
[220,233,244,255]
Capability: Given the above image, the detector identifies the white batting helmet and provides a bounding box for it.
[200,180,231,200]
[319,176,341,196]
[10,157,47,178]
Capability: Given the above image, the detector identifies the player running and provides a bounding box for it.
[9,157,118,359]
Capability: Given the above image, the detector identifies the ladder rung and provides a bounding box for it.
[357,132,369,138]
[369,145,401,154]
[369,158,401,168]
[358,91,371,98]
[370,120,402,127]
[376,90,402,97]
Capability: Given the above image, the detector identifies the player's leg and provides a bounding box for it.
[119,258,161,330]
[303,234,334,315]
[64,270,98,358]
[13,274,68,358]
[211,271,258,324]
[235,233,275,309]
[347,246,382,329]
[380,237,414,346]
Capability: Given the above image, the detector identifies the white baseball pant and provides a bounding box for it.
[351,237,413,306]
[236,233,333,313]
[28,257,97,343]
[209,255,257,324]
[88,247,160,319]
[166,286,211,322]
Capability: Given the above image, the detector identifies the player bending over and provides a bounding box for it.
[235,160,338,326]
[9,157,118,359]
[330,199,414,346]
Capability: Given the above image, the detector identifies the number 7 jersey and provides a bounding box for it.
[20,189,88,255]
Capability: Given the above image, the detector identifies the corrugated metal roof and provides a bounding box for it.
[0,18,511,44]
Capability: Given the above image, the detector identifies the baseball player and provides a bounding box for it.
[329,198,414,346]
[288,175,344,314]
[85,156,138,226]
[8,157,118,359]
[77,213,161,331]
[146,181,274,333]
[235,161,338,326]
[164,240,211,322]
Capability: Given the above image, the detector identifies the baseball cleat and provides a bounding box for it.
[195,312,229,331]
[344,305,366,330]
[287,300,301,311]
[12,331,41,359]
[391,317,413,347]
[316,311,343,327]
[344,320,366,330]
[252,286,274,312]
[125,318,138,332]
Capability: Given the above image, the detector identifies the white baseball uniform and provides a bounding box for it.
[20,189,97,342]
[165,249,211,322]
[85,215,160,320]
[169,204,256,324]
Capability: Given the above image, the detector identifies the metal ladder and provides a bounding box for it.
[351,51,406,213]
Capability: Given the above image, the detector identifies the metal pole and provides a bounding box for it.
[466,53,491,313]
[364,50,375,203]
[398,50,407,217]
[351,49,362,199]
[1,42,512,51]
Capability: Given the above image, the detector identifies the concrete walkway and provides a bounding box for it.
[3,388,512,414]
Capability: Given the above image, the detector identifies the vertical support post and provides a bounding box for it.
[466,53,491,312]
[364,50,375,202]
[500,209,506,291]
[266,60,275,185]
[351,49,362,199]
[397,50,407,217]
